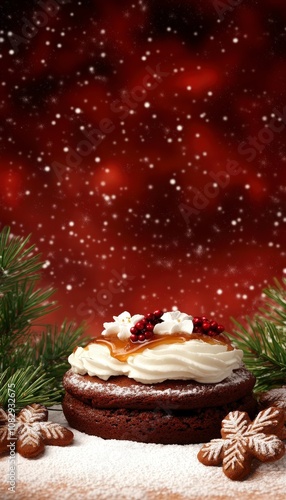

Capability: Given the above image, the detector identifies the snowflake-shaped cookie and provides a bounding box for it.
[0,403,73,458]
[197,407,285,480]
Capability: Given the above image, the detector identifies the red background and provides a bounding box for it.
[0,0,285,335]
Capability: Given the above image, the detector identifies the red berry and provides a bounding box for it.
[146,312,155,321]
[145,331,153,340]
[135,320,145,330]
[202,321,210,331]
[130,326,137,334]
[207,330,217,337]
[130,334,138,342]
[138,334,146,341]
[153,309,163,318]
[210,321,218,331]
[193,317,202,326]
[217,324,225,333]
[146,323,154,331]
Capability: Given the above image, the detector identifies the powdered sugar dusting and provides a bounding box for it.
[0,407,285,499]
[260,387,286,410]
[66,367,250,400]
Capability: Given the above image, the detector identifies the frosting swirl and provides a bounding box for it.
[68,338,243,384]
[102,311,144,340]
[68,310,243,384]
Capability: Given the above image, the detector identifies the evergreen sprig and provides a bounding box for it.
[0,227,42,292]
[258,277,286,325]
[6,321,86,382]
[0,280,56,354]
[0,366,62,412]
[229,278,286,392]
[0,226,89,410]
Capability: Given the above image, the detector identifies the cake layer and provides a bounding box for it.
[62,392,258,444]
[63,367,256,411]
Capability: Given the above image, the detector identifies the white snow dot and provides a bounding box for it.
[75,108,82,114]
[144,102,150,108]
[216,289,223,295]
[66,284,72,291]
[233,38,239,43]
[176,125,183,131]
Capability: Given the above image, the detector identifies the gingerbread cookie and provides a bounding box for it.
[0,403,74,458]
[258,386,286,439]
[197,407,285,480]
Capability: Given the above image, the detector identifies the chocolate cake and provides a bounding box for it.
[62,310,257,444]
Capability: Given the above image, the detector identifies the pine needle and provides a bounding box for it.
[0,366,62,411]
[0,227,42,292]
[0,226,89,411]
[229,278,286,392]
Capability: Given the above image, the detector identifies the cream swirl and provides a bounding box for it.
[68,340,243,384]
[102,311,144,340]
[153,311,193,335]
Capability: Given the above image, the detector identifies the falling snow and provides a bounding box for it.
[0,1,285,335]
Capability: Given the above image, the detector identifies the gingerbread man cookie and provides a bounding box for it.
[0,403,73,458]
[197,407,285,480]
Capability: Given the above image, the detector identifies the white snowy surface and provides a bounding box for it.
[0,406,285,500]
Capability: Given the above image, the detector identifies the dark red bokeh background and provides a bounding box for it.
[0,0,285,334]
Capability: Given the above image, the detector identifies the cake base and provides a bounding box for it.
[62,392,257,444]
[63,367,256,410]
[63,367,257,444]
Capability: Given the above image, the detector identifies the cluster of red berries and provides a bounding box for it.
[192,316,224,337]
[130,309,164,342]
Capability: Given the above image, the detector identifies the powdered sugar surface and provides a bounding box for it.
[0,406,285,500]
[66,368,250,399]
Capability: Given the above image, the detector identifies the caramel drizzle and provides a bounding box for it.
[89,332,233,362]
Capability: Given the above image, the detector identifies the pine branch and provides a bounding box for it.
[0,226,89,410]
[0,227,43,293]
[0,280,56,337]
[26,321,88,382]
[258,278,286,326]
[229,279,286,392]
[1,321,89,402]
[0,366,62,412]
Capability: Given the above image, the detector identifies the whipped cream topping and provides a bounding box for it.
[153,311,193,335]
[101,309,194,339]
[68,340,243,384]
[68,310,243,384]
[102,311,144,340]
